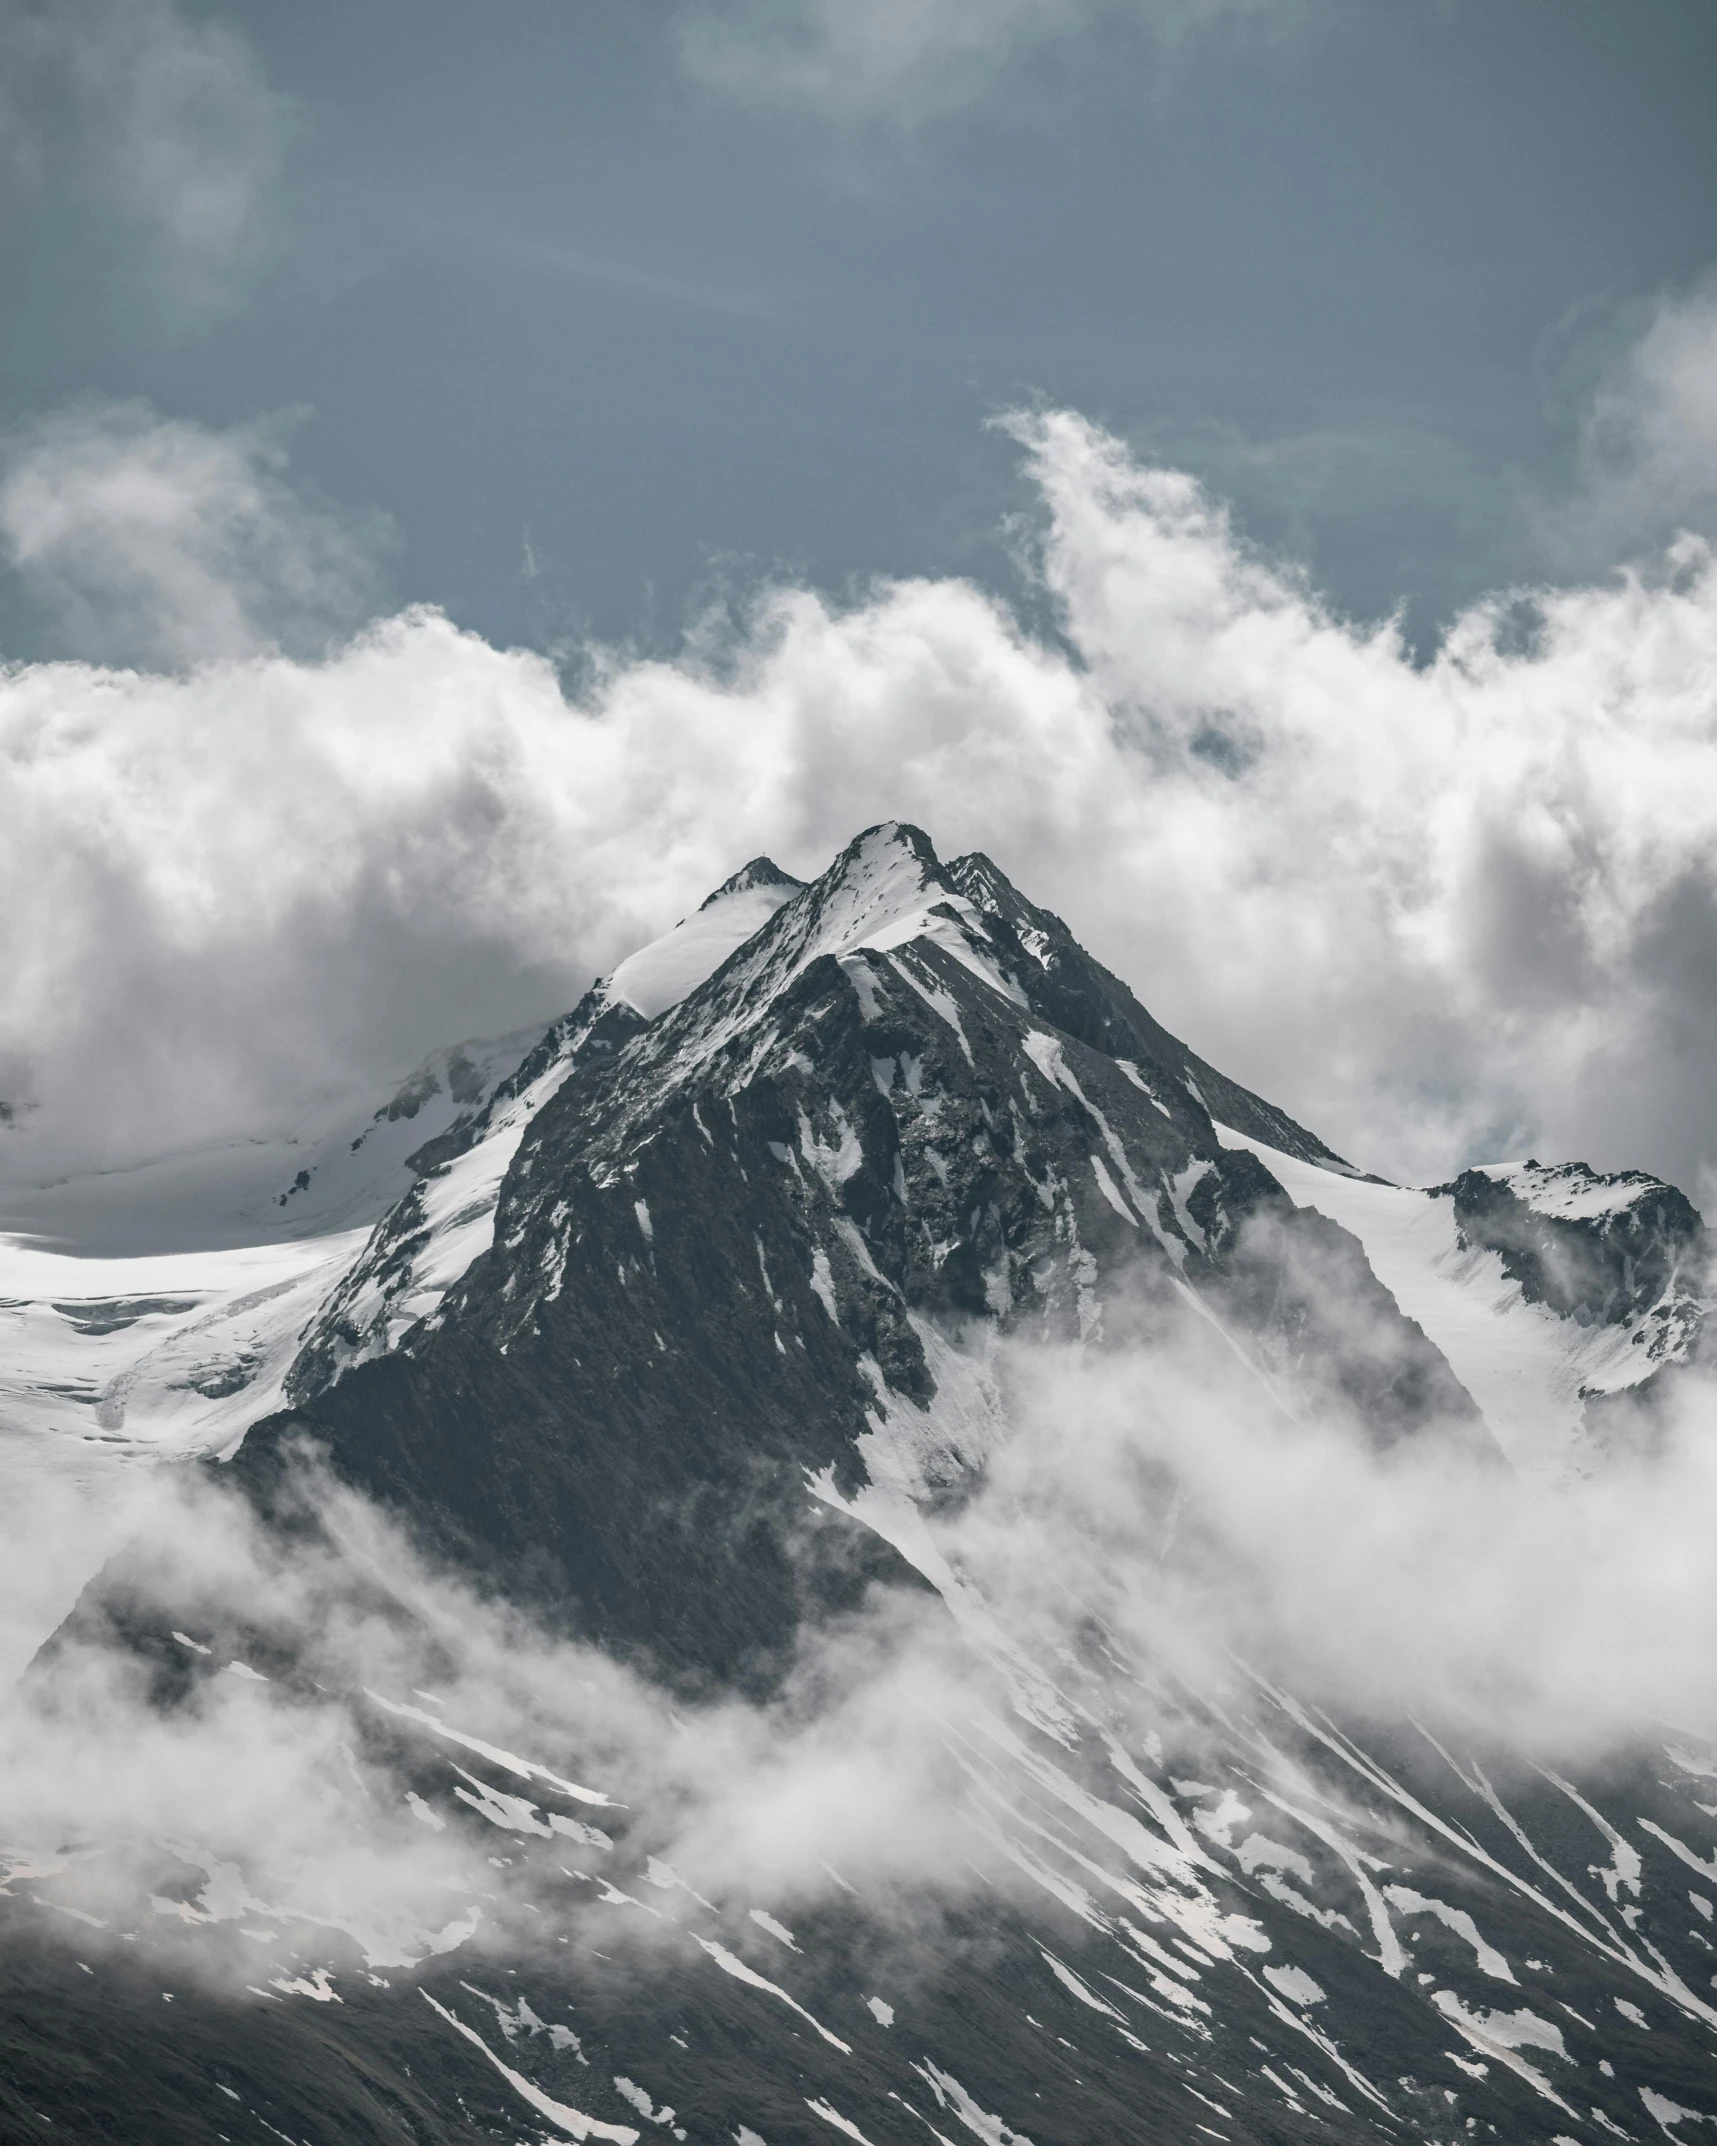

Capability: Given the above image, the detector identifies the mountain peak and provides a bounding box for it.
[698,856,804,910]
[609,859,804,1020]
[946,848,1066,942]
[787,820,957,959]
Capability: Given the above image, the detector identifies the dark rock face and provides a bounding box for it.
[0,1934,506,2146]
[246,1108,924,1696]
[1436,1160,1708,1334]
[12,822,1717,2146]
[944,848,1351,1170]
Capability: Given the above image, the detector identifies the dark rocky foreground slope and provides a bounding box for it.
[5,824,1716,2146]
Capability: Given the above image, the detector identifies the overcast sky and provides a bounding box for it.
[4,0,1715,658]
[4,0,1717,1197]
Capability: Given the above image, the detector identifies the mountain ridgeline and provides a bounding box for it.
[247,824,1490,1687]
[6,822,1717,2146]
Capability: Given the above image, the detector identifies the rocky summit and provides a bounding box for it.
[3,824,1716,2146]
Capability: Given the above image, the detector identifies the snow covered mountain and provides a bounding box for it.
[4,823,1717,2145]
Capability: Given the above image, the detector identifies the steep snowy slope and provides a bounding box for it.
[1215,1127,1708,1473]
[287,858,806,1395]
[609,857,805,1018]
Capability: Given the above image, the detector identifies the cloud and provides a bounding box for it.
[0,605,586,1173]
[997,408,1717,1196]
[978,1321,1717,1757]
[7,381,1717,1197]
[0,401,390,668]
[0,1452,984,1981]
[675,0,1280,126]
[1548,277,1717,569]
[0,0,290,338]
[9,1279,1717,1995]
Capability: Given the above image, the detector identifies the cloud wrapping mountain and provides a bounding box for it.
[9,1276,1717,1995]
[5,813,1717,2138]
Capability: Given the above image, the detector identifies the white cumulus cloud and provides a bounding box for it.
[5,391,1717,1205]
[0,400,389,668]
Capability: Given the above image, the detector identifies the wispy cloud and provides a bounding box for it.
[0,400,391,669]
[1543,275,1717,571]
[459,225,779,322]
[675,0,1288,126]
[0,0,291,335]
[9,1276,1717,1989]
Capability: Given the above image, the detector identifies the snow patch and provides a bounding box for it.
[610,880,797,1020]
[1383,1887,1516,1982]
[693,1937,851,2051]
[1261,1964,1325,2007]
[748,1908,798,1949]
[421,1991,640,2141]
[809,1247,839,1323]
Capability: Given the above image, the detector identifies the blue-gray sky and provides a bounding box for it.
[3,0,1716,662]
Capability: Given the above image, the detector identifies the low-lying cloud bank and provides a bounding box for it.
[985,1327,1717,1756]
[5,385,1717,1196]
[0,1450,989,1981]
[6,1284,1717,1986]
